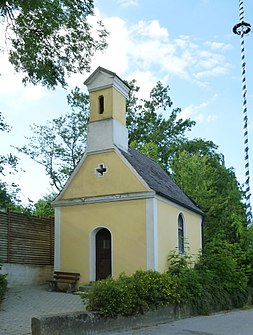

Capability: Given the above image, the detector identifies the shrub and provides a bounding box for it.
[84,275,138,317]
[0,267,7,305]
[167,240,251,315]
[199,240,249,308]
[84,240,252,318]
[132,270,181,312]
[84,270,181,317]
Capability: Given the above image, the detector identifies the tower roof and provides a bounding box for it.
[84,66,130,97]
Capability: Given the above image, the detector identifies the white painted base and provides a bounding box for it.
[86,118,128,153]
[0,263,53,287]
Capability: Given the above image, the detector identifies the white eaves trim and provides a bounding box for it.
[53,191,156,207]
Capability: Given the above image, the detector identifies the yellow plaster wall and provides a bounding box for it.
[89,87,126,125]
[60,199,147,284]
[61,150,148,200]
[157,199,202,272]
[112,88,126,125]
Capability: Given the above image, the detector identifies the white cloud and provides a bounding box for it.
[1,10,231,95]
[179,105,195,120]
[22,85,49,101]
[0,52,23,95]
[195,113,217,123]
[72,15,130,85]
[204,41,232,52]
[133,20,169,39]
[91,16,129,75]
[0,25,49,102]
[126,70,159,99]
[116,0,139,7]
[1,11,232,108]
[0,53,49,103]
[194,66,229,80]
[180,102,217,124]
[119,19,232,85]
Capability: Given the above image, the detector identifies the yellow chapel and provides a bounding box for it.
[52,67,203,285]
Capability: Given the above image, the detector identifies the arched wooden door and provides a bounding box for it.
[96,228,111,280]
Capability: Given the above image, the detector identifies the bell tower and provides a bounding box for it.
[84,67,130,153]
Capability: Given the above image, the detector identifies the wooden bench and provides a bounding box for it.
[48,271,80,293]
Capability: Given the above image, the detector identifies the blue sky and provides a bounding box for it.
[1,0,253,204]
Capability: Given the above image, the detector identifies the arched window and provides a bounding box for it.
[99,95,104,114]
[178,213,185,254]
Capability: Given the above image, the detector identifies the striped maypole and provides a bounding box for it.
[233,0,252,226]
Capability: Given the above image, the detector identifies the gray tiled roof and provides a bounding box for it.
[121,147,203,215]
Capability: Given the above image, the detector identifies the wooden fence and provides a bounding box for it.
[0,209,54,265]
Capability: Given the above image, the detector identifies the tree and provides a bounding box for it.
[33,193,56,217]
[172,138,220,160]
[0,112,18,175]
[0,112,20,209]
[15,81,196,191]
[0,180,25,210]
[15,87,89,191]
[0,182,15,208]
[0,0,108,88]
[126,80,195,170]
[170,149,247,244]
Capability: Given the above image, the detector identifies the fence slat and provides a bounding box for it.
[0,210,54,265]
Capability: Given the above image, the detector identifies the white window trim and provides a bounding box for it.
[54,207,61,271]
[89,226,113,282]
[178,212,186,255]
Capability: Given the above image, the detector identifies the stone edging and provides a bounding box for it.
[32,304,192,335]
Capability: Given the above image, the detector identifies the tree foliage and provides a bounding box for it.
[0,0,108,88]
[167,247,251,315]
[0,182,15,208]
[33,193,56,217]
[0,112,19,209]
[0,112,18,175]
[15,88,89,191]
[126,80,195,170]
[170,149,247,244]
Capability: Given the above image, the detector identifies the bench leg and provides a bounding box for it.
[48,281,58,292]
[67,282,77,293]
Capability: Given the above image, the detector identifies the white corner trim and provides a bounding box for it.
[146,198,158,271]
[54,207,61,271]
